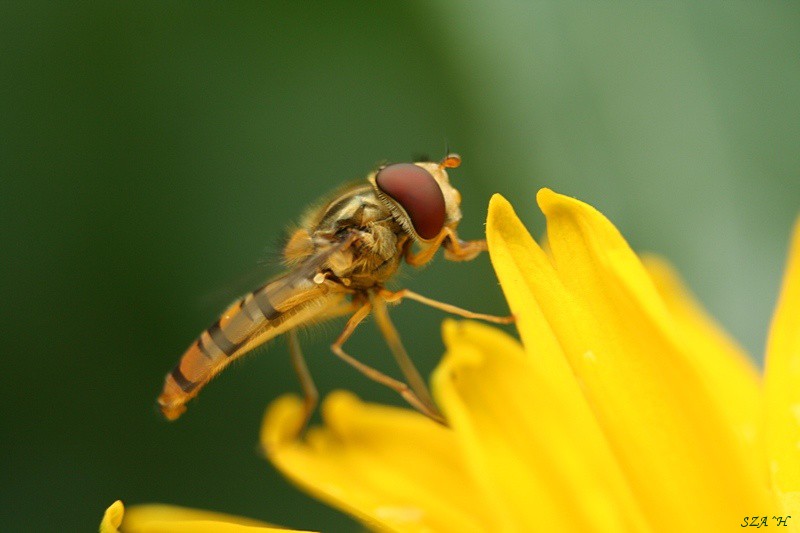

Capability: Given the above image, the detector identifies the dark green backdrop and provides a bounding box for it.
[2,2,798,532]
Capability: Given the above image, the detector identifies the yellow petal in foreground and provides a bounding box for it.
[432,319,648,532]
[487,192,775,531]
[765,218,800,509]
[99,500,306,533]
[642,255,762,453]
[262,392,492,533]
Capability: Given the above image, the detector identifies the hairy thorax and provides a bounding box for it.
[283,186,410,290]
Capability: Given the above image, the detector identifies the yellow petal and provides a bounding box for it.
[765,217,800,502]
[99,500,301,533]
[487,192,775,531]
[100,500,125,533]
[262,392,492,533]
[433,320,649,532]
[642,255,762,453]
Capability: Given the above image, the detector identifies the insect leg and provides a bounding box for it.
[370,294,444,422]
[330,302,447,425]
[441,227,487,262]
[288,329,317,433]
[405,226,486,266]
[379,288,514,324]
[404,229,449,266]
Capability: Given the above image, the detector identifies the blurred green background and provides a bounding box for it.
[2,2,798,531]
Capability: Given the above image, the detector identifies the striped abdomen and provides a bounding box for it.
[158,274,344,420]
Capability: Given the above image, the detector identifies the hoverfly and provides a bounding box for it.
[157,153,512,426]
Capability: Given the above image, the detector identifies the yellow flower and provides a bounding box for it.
[262,189,800,532]
[99,499,315,533]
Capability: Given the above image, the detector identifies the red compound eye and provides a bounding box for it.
[375,163,446,240]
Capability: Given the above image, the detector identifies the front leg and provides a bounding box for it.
[442,231,486,262]
[405,227,486,266]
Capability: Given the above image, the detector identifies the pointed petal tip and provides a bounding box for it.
[536,188,591,217]
[535,187,556,201]
[441,318,459,347]
[486,194,522,242]
[261,394,305,454]
[442,318,507,348]
[491,188,563,217]
[319,389,363,430]
[488,192,508,204]
[439,320,521,380]
[442,318,458,336]
[487,193,512,221]
[535,187,564,212]
[100,500,124,533]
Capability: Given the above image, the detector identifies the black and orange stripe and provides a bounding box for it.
[158,237,356,420]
